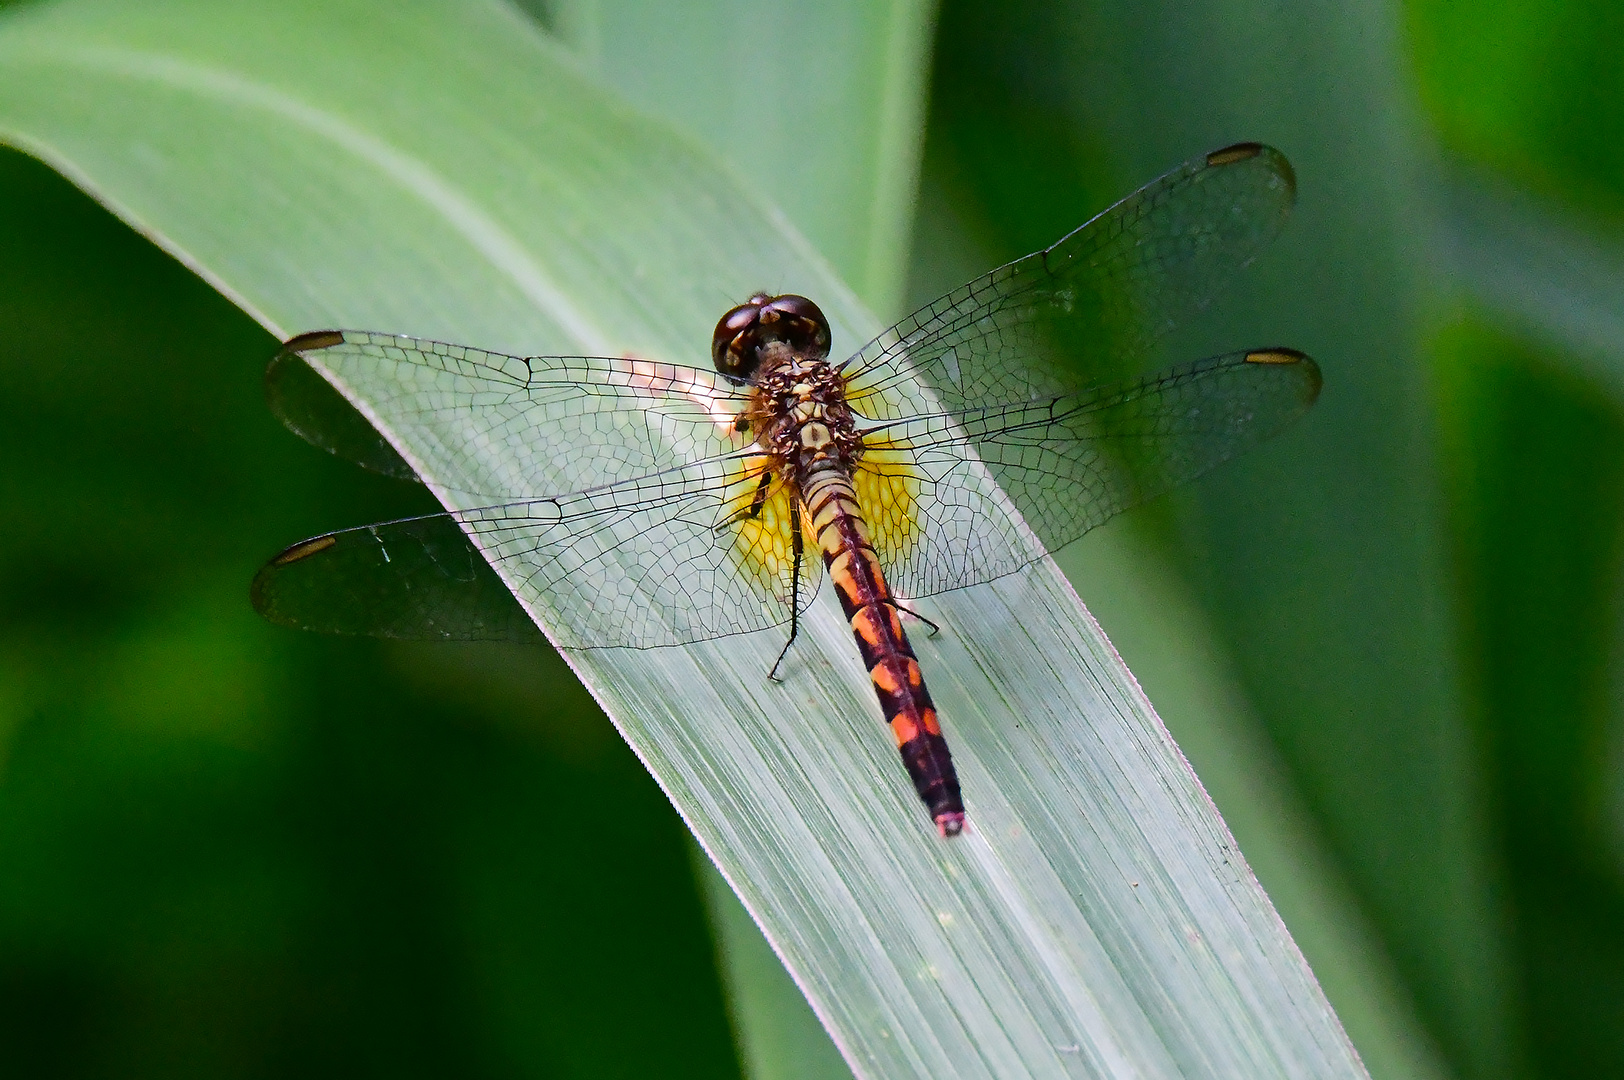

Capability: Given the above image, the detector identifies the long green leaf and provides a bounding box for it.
[0,1,1365,1076]
[1055,530,1454,1080]
[1083,16,1519,1078]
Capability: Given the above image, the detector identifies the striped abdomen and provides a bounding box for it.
[801,464,965,836]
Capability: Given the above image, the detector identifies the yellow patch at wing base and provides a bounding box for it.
[853,438,920,566]
[721,440,921,601]
[724,456,803,597]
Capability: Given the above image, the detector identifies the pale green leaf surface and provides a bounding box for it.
[536,8,934,1067]
[1056,528,1454,1080]
[911,139,1450,1080]
[0,2,1365,1076]
[545,2,935,1071]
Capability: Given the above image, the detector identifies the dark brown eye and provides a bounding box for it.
[711,293,832,383]
[757,295,831,361]
[711,298,765,382]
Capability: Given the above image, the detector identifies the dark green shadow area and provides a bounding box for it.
[0,145,740,1080]
[1414,2,1624,1075]
[1437,320,1624,1080]
[1409,0,1624,224]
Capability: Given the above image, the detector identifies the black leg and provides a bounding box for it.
[718,468,774,530]
[769,500,805,681]
[885,598,941,636]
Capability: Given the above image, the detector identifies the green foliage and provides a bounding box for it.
[1417,1,1624,1075]
[1409,0,1624,218]
[1,1,1622,1079]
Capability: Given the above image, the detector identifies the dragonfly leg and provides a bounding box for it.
[768,500,804,682]
[885,598,941,637]
[718,468,774,531]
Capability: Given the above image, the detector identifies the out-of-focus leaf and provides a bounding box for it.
[1431,158,1624,398]
[698,854,854,1080]
[540,0,937,317]
[1433,319,1624,1080]
[1410,2,1624,1077]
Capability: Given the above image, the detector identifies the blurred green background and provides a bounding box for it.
[1,1,1621,1078]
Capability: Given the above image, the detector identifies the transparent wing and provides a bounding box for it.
[844,144,1297,421]
[856,349,1322,599]
[259,144,1301,645]
[253,450,824,650]
[250,516,547,643]
[268,330,752,496]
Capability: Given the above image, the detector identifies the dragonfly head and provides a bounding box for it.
[712,293,831,383]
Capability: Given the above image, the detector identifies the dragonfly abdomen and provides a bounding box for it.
[801,465,966,836]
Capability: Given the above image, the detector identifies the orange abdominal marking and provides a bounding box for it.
[871,661,903,696]
[888,713,921,747]
[850,604,903,645]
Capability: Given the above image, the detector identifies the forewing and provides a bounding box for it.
[858,349,1322,599]
[844,144,1297,421]
[253,451,824,649]
[269,330,751,496]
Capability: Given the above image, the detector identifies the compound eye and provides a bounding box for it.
[712,300,764,382]
[758,295,832,360]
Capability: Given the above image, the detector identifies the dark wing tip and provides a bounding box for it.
[282,330,347,354]
[1206,141,1264,166]
[1245,347,1322,404]
[1243,346,1307,364]
[268,533,339,567]
[1207,141,1296,198]
[252,534,341,622]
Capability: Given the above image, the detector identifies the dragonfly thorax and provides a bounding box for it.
[746,355,863,480]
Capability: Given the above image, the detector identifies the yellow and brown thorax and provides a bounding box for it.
[745,348,865,496]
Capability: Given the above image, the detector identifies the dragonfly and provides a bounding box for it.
[252,142,1321,837]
